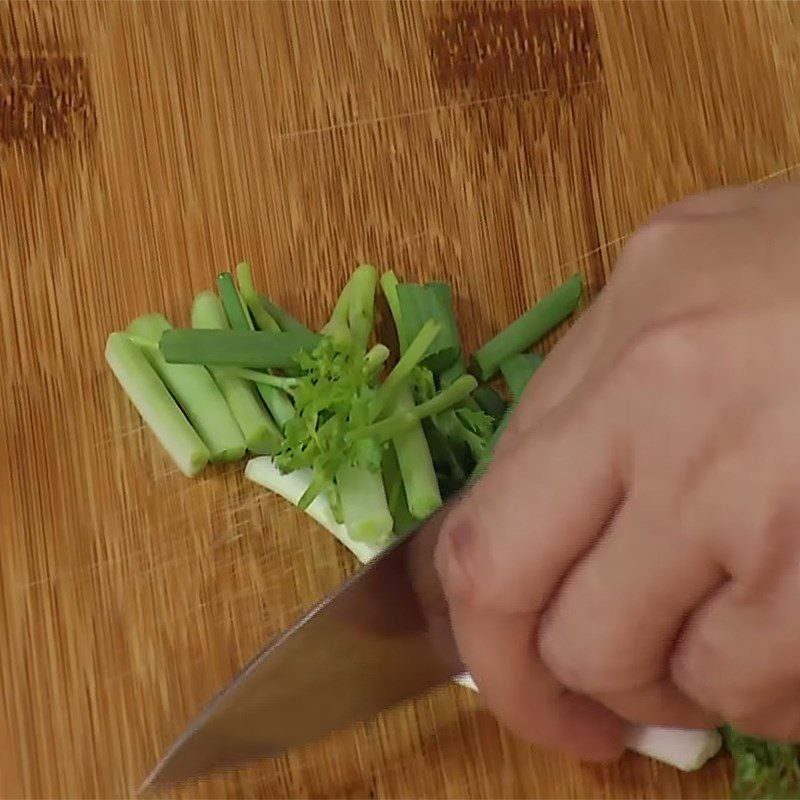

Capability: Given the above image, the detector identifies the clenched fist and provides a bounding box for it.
[436,182,800,761]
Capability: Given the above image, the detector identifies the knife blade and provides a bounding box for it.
[140,501,464,793]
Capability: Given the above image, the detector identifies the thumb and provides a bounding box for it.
[435,383,627,760]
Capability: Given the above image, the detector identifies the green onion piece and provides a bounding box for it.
[217,271,297,429]
[346,264,378,353]
[159,329,318,370]
[236,262,281,333]
[371,319,440,419]
[472,385,508,422]
[245,457,381,564]
[191,292,281,455]
[358,375,477,442]
[723,726,800,800]
[105,333,210,476]
[380,270,407,352]
[322,264,377,349]
[470,411,510,484]
[390,384,442,519]
[365,344,390,375]
[217,272,252,330]
[381,445,416,535]
[500,352,543,403]
[439,358,467,387]
[128,315,246,462]
[336,464,394,544]
[259,294,315,337]
[397,281,461,375]
[472,273,583,381]
[224,368,298,391]
[469,353,541,482]
[381,272,445,518]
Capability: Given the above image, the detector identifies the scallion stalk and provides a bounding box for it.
[128,314,246,462]
[472,273,582,381]
[191,292,281,455]
[105,333,210,476]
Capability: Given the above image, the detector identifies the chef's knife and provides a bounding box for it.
[140,501,463,793]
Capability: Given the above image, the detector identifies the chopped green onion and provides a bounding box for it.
[346,264,378,353]
[191,292,282,455]
[396,281,461,375]
[236,262,280,333]
[357,375,478,442]
[223,368,298,391]
[365,343,390,375]
[371,320,440,419]
[217,273,300,427]
[323,264,377,349]
[723,726,800,800]
[470,353,543,482]
[128,314,246,462]
[159,329,319,370]
[259,294,315,337]
[439,358,467,387]
[389,384,442,519]
[500,352,543,402]
[336,464,394,544]
[472,385,508,422]
[217,272,252,331]
[472,273,582,381]
[380,270,407,352]
[381,445,417,535]
[105,333,210,476]
[245,457,381,564]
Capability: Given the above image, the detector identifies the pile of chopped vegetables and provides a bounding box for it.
[106,261,795,799]
[107,262,578,544]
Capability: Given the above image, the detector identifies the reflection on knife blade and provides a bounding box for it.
[140,502,463,793]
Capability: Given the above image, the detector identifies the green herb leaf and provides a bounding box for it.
[724,727,800,800]
[397,281,462,375]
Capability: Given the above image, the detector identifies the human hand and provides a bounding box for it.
[436,182,800,761]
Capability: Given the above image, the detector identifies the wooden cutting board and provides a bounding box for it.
[3,1,799,796]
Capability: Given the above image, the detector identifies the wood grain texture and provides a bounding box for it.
[2,0,799,796]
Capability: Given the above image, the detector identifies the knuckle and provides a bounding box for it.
[538,617,630,697]
[623,216,684,261]
[613,314,716,393]
[435,494,508,612]
[672,644,759,722]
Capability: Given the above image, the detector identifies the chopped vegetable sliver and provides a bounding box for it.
[159,329,319,369]
[356,375,478,442]
[236,262,281,333]
[390,384,442,519]
[191,292,281,455]
[396,281,461,375]
[105,333,210,476]
[128,314,246,462]
[472,273,582,381]
[217,272,252,330]
[371,320,440,419]
[336,464,394,544]
[244,457,380,563]
[500,352,543,402]
[259,294,315,337]
[471,385,508,422]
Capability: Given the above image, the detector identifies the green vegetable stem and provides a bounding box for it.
[127,314,246,462]
[471,272,582,381]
